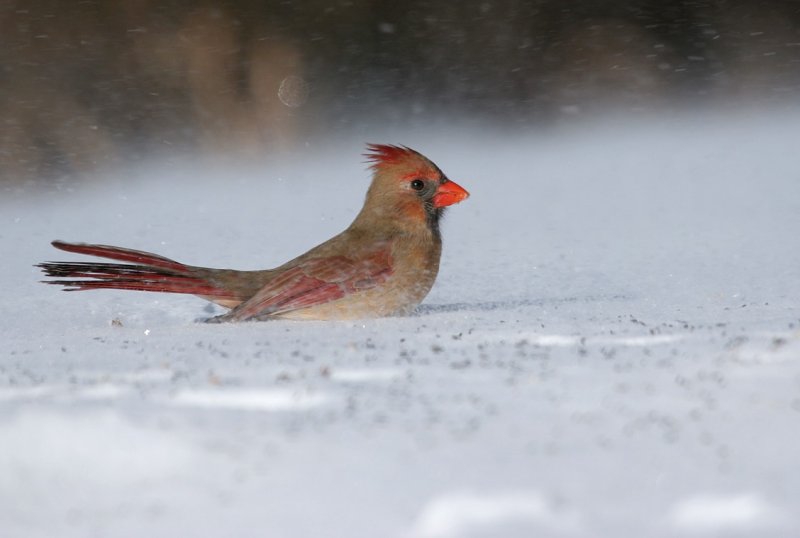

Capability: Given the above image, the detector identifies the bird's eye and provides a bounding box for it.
[410,179,425,191]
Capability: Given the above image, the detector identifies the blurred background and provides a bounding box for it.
[1,0,799,183]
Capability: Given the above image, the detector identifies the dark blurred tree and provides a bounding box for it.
[0,0,798,182]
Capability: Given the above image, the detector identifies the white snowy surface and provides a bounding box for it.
[1,110,799,537]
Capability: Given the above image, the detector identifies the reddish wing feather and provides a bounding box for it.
[223,248,393,321]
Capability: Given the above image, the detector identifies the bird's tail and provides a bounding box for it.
[37,240,239,300]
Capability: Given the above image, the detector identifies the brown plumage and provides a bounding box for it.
[38,144,469,321]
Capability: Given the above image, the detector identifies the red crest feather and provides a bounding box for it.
[364,144,421,169]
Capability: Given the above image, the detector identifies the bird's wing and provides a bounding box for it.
[219,244,393,321]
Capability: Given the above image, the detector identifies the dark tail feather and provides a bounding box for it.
[50,240,187,272]
[38,241,237,299]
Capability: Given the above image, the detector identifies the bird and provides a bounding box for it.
[38,144,469,321]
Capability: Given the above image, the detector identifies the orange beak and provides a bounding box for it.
[432,179,470,208]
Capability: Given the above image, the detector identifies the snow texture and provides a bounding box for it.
[2,110,800,537]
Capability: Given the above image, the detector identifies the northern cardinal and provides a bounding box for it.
[38,144,469,321]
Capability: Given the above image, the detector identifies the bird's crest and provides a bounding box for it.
[364,144,422,169]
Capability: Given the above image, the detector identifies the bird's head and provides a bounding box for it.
[360,144,469,234]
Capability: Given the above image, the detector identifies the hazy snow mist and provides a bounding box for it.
[2,110,799,538]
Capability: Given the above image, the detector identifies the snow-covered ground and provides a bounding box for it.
[2,109,799,538]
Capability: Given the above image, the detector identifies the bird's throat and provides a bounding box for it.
[425,204,443,239]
